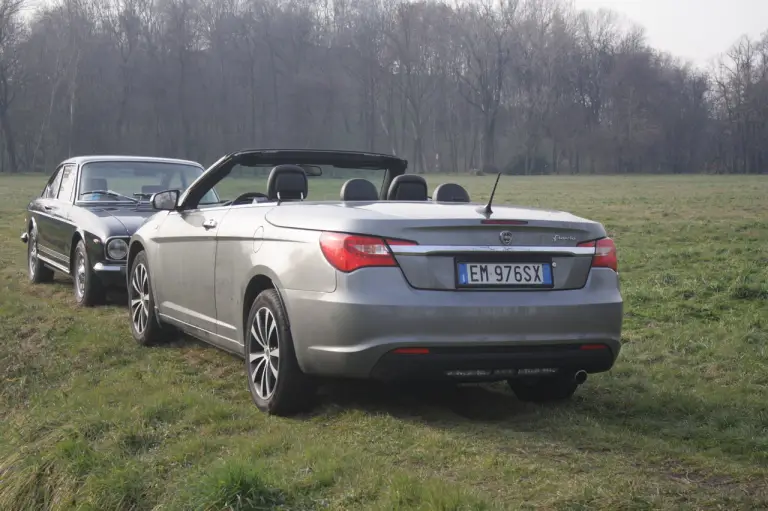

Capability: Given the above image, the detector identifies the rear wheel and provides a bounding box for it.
[73,240,105,307]
[27,224,54,283]
[507,374,579,402]
[128,251,167,345]
[245,289,314,415]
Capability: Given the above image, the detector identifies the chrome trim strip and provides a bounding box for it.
[38,254,70,274]
[94,263,125,272]
[389,245,596,256]
[38,246,69,260]
[30,210,77,226]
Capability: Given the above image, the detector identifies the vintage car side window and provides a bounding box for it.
[44,168,64,199]
[56,164,77,202]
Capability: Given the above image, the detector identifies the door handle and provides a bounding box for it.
[202,218,217,229]
[43,205,52,211]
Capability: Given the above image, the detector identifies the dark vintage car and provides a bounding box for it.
[21,155,219,306]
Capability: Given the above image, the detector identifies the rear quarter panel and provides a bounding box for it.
[212,206,337,346]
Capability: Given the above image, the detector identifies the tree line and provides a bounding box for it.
[0,0,765,175]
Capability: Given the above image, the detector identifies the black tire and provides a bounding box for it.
[27,224,54,283]
[245,289,315,416]
[128,250,167,346]
[508,374,579,403]
[72,239,105,307]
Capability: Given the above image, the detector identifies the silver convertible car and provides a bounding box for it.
[127,149,622,415]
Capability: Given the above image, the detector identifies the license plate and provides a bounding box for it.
[457,262,553,287]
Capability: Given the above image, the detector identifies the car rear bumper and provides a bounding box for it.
[283,267,623,380]
[369,344,615,382]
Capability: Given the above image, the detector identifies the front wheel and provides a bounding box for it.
[245,289,315,416]
[128,251,167,345]
[73,240,104,306]
[507,374,579,402]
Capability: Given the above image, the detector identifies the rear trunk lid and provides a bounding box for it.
[265,201,605,291]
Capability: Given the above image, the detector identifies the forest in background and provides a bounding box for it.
[0,0,765,175]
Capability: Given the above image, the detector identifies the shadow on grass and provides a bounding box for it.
[41,276,129,307]
[318,379,523,421]
[110,305,768,491]
[145,332,768,475]
[313,378,768,473]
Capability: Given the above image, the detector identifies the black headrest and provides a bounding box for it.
[387,174,428,201]
[83,177,107,191]
[267,164,308,201]
[340,178,379,201]
[433,183,470,203]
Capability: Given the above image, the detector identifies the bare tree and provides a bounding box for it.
[453,0,517,172]
[0,0,26,172]
[0,0,763,175]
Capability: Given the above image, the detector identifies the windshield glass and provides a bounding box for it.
[78,160,219,204]
[214,164,387,202]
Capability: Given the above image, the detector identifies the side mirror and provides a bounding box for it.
[151,189,179,211]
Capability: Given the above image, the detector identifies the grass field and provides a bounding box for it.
[1,173,767,510]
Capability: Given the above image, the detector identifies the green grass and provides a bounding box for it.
[1,173,767,510]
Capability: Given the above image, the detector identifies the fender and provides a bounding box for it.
[240,265,291,333]
[126,236,161,309]
[22,216,37,243]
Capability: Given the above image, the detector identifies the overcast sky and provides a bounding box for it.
[572,0,767,68]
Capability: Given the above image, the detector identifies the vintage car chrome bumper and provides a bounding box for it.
[93,262,126,273]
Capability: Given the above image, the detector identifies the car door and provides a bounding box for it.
[212,204,273,348]
[153,205,233,343]
[35,166,66,267]
[50,164,78,263]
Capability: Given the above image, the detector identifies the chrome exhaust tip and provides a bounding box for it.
[574,370,587,385]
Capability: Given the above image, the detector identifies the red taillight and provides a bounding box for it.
[319,232,416,272]
[578,237,618,272]
[580,344,608,351]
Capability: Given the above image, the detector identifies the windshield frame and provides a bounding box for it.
[74,159,220,206]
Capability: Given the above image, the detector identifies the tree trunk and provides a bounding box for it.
[0,107,17,173]
[481,115,496,171]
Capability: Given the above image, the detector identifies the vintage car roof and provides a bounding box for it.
[61,155,203,167]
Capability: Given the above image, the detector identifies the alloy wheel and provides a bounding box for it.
[28,230,37,277]
[130,263,150,334]
[249,307,280,400]
[75,253,86,299]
